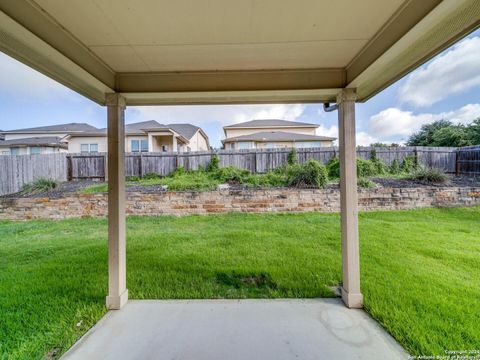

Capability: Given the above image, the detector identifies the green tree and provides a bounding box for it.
[431,126,471,147]
[406,120,452,146]
[466,118,480,145]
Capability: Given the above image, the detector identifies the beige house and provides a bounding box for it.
[0,121,209,154]
[223,119,335,149]
[0,123,97,155]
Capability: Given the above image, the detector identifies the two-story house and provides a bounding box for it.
[222,119,335,149]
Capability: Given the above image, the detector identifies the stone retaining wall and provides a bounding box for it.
[1,187,480,220]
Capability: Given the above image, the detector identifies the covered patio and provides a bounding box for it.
[0,0,478,358]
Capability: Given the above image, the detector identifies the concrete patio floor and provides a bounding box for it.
[62,299,408,360]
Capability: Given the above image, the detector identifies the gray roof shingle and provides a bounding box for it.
[1,123,99,133]
[0,136,68,148]
[222,131,336,143]
[167,123,200,139]
[224,119,318,128]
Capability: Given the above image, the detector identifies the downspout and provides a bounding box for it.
[323,103,338,112]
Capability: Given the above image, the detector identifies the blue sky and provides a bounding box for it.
[0,29,479,147]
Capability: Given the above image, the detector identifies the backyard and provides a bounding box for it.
[0,207,479,359]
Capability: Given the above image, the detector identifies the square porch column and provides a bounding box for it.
[337,88,363,309]
[105,93,128,310]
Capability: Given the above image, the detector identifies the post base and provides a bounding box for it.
[341,287,363,308]
[106,289,128,310]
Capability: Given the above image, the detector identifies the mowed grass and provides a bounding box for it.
[0,207,479,359]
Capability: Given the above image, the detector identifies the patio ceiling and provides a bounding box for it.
[0,0,479,105]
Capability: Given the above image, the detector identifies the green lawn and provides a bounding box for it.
[1,207,479,359]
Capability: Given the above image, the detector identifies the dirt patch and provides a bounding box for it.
[216,272,277,291]
[372,175,480,189]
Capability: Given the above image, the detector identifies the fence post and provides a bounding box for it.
[139,153,143,178]
[67,155,72,181]
[455,149,460,176]
[413,148,419,169]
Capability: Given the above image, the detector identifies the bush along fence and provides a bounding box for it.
[0,146,479,196]
[66,146,460,180]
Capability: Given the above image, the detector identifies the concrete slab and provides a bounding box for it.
[62,299,408,360]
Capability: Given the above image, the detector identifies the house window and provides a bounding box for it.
[29,147,41,155]
[81,144,98,153]
[295,141,321,148]
[131,140,148,153]
[238,141,254,149]
[10,147,20,155]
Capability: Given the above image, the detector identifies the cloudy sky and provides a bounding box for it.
[0,29,479,147]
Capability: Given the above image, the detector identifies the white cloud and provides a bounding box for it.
[398,36,480,107]
[315,125,378,146]
[0,52,75,101]
[368,103,480,139]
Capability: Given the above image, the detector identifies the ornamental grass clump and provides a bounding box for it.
[21,178,56,194]
[408,167,447,184]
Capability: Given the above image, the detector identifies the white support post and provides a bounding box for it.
[105,93,128,310]
[337,88,363,309]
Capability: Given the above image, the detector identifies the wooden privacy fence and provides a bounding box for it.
[457,146,480,176]
[0,153,67,196]
[66,146,460,181]
[1,146,478,196]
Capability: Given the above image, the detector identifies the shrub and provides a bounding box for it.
[21,178,56,194]
[356,158,377,178]
[408,168,447,183]
[357,177,375,188]
[327,157,382,179]
[287,159,328,188]
[213,166,250,184]
[370,149,387,175]
[287,149,297,165]
[401,155,417,173]
[207,155,220,172]
[245,171,287,187]
[143,172,161,180]
[327,156,340,178]
[126,175,140,182]
[389,159,401,174]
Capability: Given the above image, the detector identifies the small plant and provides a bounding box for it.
[21,178,56,194]
[389,159,401,174]
[401,155,417,173]
[170,166,186,177]
[287,148,297,165]
[408,167,447,183]
[287,159,328,188]
[143,172,161,180]
[126,175,140,182]
[357,177,375,188]
[370,149,387,175]
[207,155,220,172]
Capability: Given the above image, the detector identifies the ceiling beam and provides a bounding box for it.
[0,9,113,104]
[115,68,345,94]
[122,89,341,106]
[0,0,115,89]
[349,0,480,101]
[346,0,442,85]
